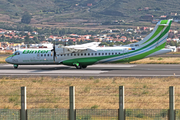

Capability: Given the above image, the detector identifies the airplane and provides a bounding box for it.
[5,19,173,69]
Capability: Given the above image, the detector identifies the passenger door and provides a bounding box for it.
[123,48,129,61]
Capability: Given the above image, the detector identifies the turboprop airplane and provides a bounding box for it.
[6,19,173,69]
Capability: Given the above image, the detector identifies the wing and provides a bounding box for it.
[55,42,100,54]
[66,42,101,48]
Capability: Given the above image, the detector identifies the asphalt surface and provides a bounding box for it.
[0,64,180,77]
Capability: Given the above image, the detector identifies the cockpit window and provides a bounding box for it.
[14,51,20,55]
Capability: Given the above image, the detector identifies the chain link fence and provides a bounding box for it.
[27,109,68,120]
[76,109,118,120]
[125,109,168,120]
[0,109,20,120]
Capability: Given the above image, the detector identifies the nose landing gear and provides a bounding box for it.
[14,64,18,69]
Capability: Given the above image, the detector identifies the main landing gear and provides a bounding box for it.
[73,63,87,69]
[75,65,82,69]
[14,64,18,69]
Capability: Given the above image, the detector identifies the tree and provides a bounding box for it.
[24,34,30,43]
[1,35,5,42]
[15,13,18,16]
[33,37,40,43]
[21,12,32,24]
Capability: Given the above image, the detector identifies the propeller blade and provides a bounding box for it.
[51,42,56,62]
[53,45,56,62]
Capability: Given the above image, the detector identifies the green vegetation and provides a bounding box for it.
[21,12,32,24]
[0,0,180,26]
[91,105,99,109]
[158,57,163,60]
[77,115,91,120]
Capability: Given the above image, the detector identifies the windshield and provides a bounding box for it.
[13,51,20,55]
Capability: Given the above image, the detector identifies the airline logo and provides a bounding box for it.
[22,50,50,54]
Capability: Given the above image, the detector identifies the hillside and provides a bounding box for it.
[1,0,180,28]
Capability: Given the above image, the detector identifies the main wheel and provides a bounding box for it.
[82,65,87,69]
[14,64,18,69]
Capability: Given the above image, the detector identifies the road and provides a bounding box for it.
[0,64,180,77]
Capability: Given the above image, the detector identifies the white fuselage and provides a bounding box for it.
[6,46,134,65]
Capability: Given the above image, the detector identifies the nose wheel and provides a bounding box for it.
[14,64,18,69]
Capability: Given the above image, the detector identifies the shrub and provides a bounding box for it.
[149,57,154,60]
[136,113,144,118]
[84,86,91,93]
[94,79,99,83]
[77,115,91,120]
[126,109,133,117]
[91,105,99,109]
[158,57,163,60]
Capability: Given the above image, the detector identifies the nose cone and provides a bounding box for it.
[5,57,10,63]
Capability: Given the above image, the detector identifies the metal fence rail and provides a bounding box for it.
[27,109,68,120]
[0,109,20,120]
[76,109,118,120]
[125,109,168,120]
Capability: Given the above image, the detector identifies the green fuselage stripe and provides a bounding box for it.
[113,42,166,63]
[142,26,164,45]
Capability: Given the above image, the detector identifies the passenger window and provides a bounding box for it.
[71,54,73,56]
[47,54,49,56]
[91,53,93,56]
[84,53,86,56]
[61,54,63,56]
[44,54,46,56]
[112,53,114,55]
[41,54,43,56]
[109,53,111,55]
[74,54,76,56]
[119,52,121,54]
[67,54,69,56]
[102,53,104,55]
[81,53,83,56]
[105,53,107,55]
[88,53,90,56]
[95,53,97,55]
[64,54,66,56]
[78,54,79,56]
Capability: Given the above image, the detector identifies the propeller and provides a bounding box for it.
[65,40,67,46]
[51,42,56,62]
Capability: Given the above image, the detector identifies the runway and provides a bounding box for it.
[1,64,180,77]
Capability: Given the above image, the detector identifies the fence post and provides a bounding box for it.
[169,86,175,120]
[119,86,124,120]
[20,86,27,120]
[69,86,75,120]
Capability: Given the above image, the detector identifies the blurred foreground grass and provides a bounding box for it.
[0,76,179,109]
